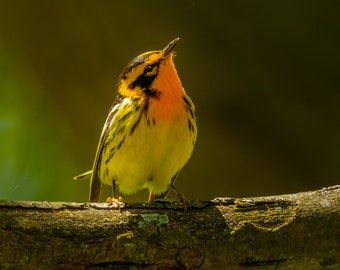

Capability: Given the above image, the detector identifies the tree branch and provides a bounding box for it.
[0,185,339,269]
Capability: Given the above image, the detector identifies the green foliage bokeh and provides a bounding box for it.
[0,1,339,202]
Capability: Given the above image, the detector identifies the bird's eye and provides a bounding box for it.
[144,65,153,73]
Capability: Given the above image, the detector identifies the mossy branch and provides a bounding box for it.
[0,185,339,269]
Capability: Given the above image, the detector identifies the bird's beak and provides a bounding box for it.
[162,37,180,58]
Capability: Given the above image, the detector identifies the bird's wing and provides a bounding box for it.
[89,96,134,202]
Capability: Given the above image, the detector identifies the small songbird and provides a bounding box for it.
[74,38,197,204]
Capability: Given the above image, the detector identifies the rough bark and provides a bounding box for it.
[0,185,339,270]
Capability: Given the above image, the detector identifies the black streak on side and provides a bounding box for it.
[105,147,116,165]
[146,116,157,127]
[129,100,149,136]
[105,136,125,165]
[129,114,142,135]
[116,136,125,150]
[183,96,194,119]
[188,119,195,133]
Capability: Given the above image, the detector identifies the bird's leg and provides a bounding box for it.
[148,192,156,202]
[170,183,189,212]
[148,173,189,211]
[106,179,123,209]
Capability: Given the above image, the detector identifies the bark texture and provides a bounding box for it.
[0,185,339,269]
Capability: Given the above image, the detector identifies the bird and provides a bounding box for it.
[74,38,197,205]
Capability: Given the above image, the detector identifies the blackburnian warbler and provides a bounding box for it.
[74,38,197,204]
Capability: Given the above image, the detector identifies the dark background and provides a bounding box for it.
[0,1,339,202]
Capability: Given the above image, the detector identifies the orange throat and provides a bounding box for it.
[147,58,185,122]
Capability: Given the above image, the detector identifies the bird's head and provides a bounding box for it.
[118,38,183,101]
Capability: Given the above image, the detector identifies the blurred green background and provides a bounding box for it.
[0,1,339,202]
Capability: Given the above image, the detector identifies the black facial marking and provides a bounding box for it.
[144,88,161,99]
[144,98,150,111]
[129,74,157,90]
[120,53,151,80]
[127,61,160,90]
